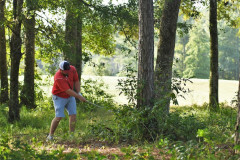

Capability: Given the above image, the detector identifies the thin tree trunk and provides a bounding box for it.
[209,0,219,110]
[137,0,154,108]
[235,39,240,151]
[235,61,240,153]
[236,37,239,80]
[0,0,8,104]
[182,35,189,76]
[154,0,181,114]
[21,1,36,109]
[9,0,23,122]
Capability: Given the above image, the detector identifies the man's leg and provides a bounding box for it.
[47,95,66,141]
[66,96,77,133]
[69,114,76,132]
[49,117,62,135]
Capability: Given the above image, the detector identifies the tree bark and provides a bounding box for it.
[235,64,240,153]
[21,0,36,109]
[0,0,8,104]
[65,9,77,65]
[65,1,83,88]
[9,0,23,122]
[137,0,154,108]
[154,0,181,114]
[209,0,219,110]
[76,16,83,87]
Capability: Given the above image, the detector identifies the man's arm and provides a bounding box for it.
[65,89,86,102]
[74,80,80,93]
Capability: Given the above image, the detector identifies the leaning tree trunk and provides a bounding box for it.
[154,0,181,114]
[209,0,219,110]
[9,0,23,122]
[21,0,36,109]
[0,0,8,104]
[137,0,154,108]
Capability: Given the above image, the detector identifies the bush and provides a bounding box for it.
[88,104,206,143]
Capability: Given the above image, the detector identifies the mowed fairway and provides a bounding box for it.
[82,76,239,106]
[42,75,239,107]
[175,79,238,106]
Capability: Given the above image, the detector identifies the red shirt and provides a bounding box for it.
[52,65,79,98]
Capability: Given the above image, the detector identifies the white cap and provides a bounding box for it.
[59,61,70,70]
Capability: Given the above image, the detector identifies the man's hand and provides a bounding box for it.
[78,92,86,102]
[65,89,87,102]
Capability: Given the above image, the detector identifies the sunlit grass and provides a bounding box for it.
[24,75,239,106]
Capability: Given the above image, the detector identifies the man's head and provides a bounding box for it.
[59,61,70,76]
[59,61,70,71]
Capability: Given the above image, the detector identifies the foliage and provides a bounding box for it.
[0,135,79,160]
[174,8,240,80]
[218,23,240,80]
[183,14,210,79]
[171,70,193,105]
[83,34,138,77]
[174,17,191,77]
[81,78,114,107]
[117,65,193,107]
[89,104,206,143]
[0,94,238,159]
[83,55,118,76]
[1,0,240,157]
[117,64,138,106]
[80,102,238,160]
[179,0,201,20]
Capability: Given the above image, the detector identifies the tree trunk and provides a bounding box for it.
[76,16,83,86]
[209,0,219,110]
[65,9,77,65]
[21,0,36,109]
[235,64,240,153]
[9,0,23,122]
[181,35,189,76]
[0,0,8,104]
[137,0,154,108]
[154,0,181,114]
[65,1,83,88]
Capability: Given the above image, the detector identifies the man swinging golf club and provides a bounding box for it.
[47,61,86,141]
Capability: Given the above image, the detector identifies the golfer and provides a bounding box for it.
[47,61,86,141]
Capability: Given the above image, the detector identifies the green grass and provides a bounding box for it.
[1,77,239,159]
[80,76,239,106]
[1,101,239,159]
[37,75,239,106]
[1,102,239,159]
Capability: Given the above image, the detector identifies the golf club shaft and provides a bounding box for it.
[86,100,104,108]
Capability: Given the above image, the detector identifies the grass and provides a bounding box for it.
[178,79,238,106]
[39,75,239,106]
[1,76,239,159]
[80,76,239,106]
[0,101,239,159]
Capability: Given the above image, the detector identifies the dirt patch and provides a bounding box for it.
[43,140,171,159]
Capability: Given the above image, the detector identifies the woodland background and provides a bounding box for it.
[1,0,240,159]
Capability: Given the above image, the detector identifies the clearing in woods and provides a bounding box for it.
[41,75,238,106]
[82,76,238,106]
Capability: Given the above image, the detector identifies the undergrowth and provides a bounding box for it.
[0,78,239,159]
